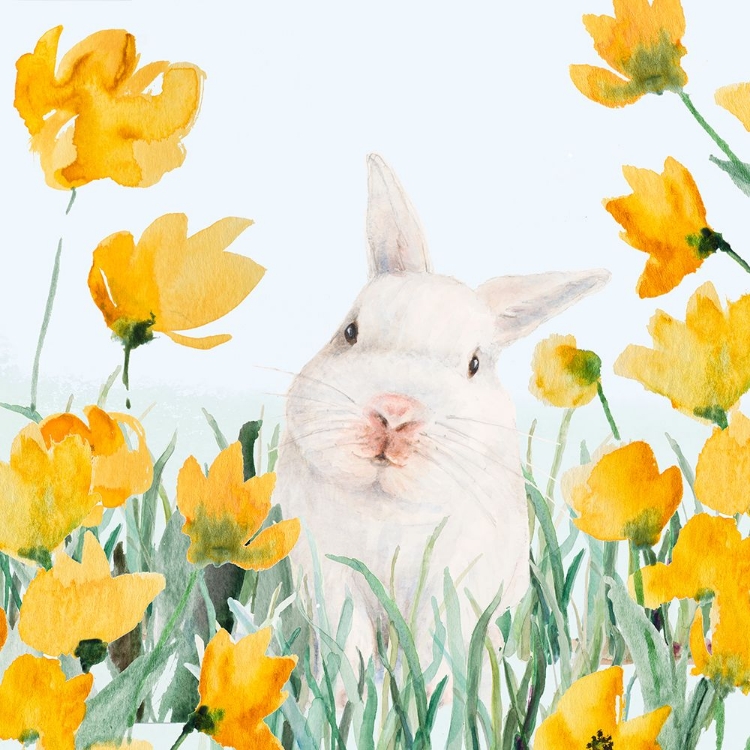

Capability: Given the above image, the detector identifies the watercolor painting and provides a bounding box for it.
[3,0,750,747]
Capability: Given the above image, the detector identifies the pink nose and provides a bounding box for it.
[368,393,421,429]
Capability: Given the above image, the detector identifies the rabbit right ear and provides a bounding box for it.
[366,154,432,278]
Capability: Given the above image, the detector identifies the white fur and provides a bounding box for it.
[273,154,609,660]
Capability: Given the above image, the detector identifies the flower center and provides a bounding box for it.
[587,729,614,750]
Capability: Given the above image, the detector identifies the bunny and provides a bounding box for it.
[273,154,608,665]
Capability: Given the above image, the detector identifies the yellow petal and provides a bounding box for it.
[19,532,165,655]
[238,519,302,571]
[716,82,750,131]
[0,609,6,652]
[0,654,93,750]
[197,628,296,750]
[616,705,672,748]
[570,64,644,107]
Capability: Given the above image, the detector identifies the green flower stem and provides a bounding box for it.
[545,408,574,511]
[679,91,749,175]
[684,678,714,750]
[715,695,726,750]
[629,542,644,607]
[167,726,194,750]
[722,245,750,274]
[132,568,200,722]
[596,382,621,441]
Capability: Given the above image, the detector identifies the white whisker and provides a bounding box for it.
[251,365,357,405]
[445,414,561,445]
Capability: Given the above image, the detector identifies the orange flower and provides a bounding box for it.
[88,213,264,353]
[14,26,204,189]
[177,442,300,570]
[0,609,6,652]
[534,666,670,749]
[0,423,98,567]
[639,514,750,692]
[562,441,682,547]
[615,283,750,425]
[189,628,296,750]
[39,405,152,524]
[606,157,721,297]
[0,654,93,750]
[19,532,165,662]
[570,0,688,107]
[695,411,750,515]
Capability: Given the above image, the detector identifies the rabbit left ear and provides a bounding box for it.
[476,269,610,347]
[366,153,432,277]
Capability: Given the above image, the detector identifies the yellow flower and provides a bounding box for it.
[39,405,153,524]
[716,83,750,131]
[190,628,296,750]
[89,743,153,750]
[177,442,300,570]
[88,213,265,352]
[0,654,93,750]
[534,666,670,749]
[0,609,6,652]
[562,441,682,547]
[530,334,601,407]
[19,532,164,663]
[14,26,204,189]
[615,282,750,426]
[570,0,688,108]
[639,514,750,692]
[0,423,98,567]
[605,157,720,298]
[695,412,750,515]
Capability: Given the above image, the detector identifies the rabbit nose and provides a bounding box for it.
[368,393,422,429]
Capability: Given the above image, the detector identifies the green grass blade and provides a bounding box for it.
[329,554,428,734]
[444,570,467,750]
[377,628,414,750]
[665,433,702,513]
[426,676,448,732]
[561,549,585,611]
[202,407,229,450]
[359,660,378,750]
[525,476,564,604]
[409,517,448,632]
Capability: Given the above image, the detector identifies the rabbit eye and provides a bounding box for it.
[468,355,480,377]
[344,322,358,345]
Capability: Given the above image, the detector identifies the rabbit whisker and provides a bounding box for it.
[445,415,561,446]
[276,424,360,452]
[251,365,357,405]
[257,391,358,411]
[426,432,524,482]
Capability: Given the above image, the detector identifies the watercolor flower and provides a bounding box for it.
[695,412,750,515]
[570,0,688,108]
[89,743,153,750]
[615,283,750,426]
[0,654,93,750]
[533,666,671,749]
[39,405,153,525]
[562,441,682,547]
[605,157,723,297]
[184,627,296,750]
[639,514,750,692]
[530,334,601,407]
[0,609,6,652]
[19,532,164,670]
[716,83,750,131]
[0,423,98,567]
[177,442,300,570]
[14,26,204,189]
[88,213,264,363]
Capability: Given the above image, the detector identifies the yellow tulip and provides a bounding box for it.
[530,334,601,408]
[88,213,264,354]
[14,26,204,189]
[570,0,688,108]
[0,654,93,750]
[562,441,682,547]
[639,514,750,692]
[615,282,750,426]
[177,442,300,570]
[0,423,98,567]
[716,83,750,132]
[189,628,296,750]
[695,411,750,515]
[605,157,719,298]
[19,532,164,664]
[39,405,153,518]
[534,666,670,749]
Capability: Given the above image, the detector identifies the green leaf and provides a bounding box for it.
[606,577,686,750]
[444,570,467,750]
[238,419,262,480]
[140,432,177,572]
[525,479,564,605]
[202,407,229,450]
[710,155,750,197]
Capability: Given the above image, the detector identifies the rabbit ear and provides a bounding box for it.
[477,269,610,347]
[366,153,432,277]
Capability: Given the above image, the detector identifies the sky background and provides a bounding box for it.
[2,1,750,744]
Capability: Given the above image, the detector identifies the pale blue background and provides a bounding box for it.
[1,0,750,746]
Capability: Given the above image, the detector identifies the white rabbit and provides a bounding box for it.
[273,154,608,663]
